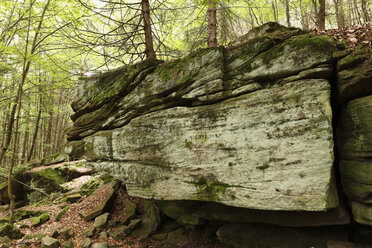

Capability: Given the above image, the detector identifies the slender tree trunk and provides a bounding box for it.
[338,0,346,27]
[21,123,29,164]
[141,0,156,59]
[333,0,345,28]
[0,104,17,166]
[8,0,51,224]
[361,0,370,22]
[299,0,309,29]
[318,0,326,30]
[44,111,53,157]
[353,0,362,24]
[220,1,228,45]
[207,0,217,47]
[28,101,41,162]
[347,0,353,25]
[312,0,318,27]
[285,0,291,27]
[272,1,278,23]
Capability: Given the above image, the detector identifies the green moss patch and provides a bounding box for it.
[194,176,229,201]
[55,206,69,221]
[337,45,369,71]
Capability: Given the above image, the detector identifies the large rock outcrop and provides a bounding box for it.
[337,48,372,226]
[66,22,341,213]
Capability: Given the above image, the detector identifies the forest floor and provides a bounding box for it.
[0,161,229,248]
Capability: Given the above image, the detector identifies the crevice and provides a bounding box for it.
[329,58,355,242]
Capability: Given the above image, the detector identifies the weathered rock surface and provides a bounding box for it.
[67,23,355,215]
[41,236,60,248]
[76,79,336,211]
[0,223,23,239]
[338,95,372,225]
[336,46,372,104]
[79,183,116,221]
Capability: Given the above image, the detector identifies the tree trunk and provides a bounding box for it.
[272,1,278,23]
[318,0,326,30]
[207,0,217,47]
[0,104,17,166]
[361,0,370,22]
[353,0,362,24]
[312,0,318,27]
[220,1,228,45]
[299,0,309,30]
[21,124,29,164]
[8,0,51,224]
[347,0,352,25]
[338,0,346,27]
[141,0,156,59]
[28,98,42,162]
[333,0,345,28]
[44,111,53,158]
[285,0,291,27]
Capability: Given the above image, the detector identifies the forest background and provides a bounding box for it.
[0,0,370,172]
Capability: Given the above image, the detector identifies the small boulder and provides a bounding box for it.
[64,240,74,248]
[165,228,189,246]
[39,213,50,224]
[27,216,41,227]
[60,226,74,240]
[91,242,108,248]
[109,219,142,240]
[50,230,59,238]
[82,238,92,248]
[64,193,81,203]
[131,201,160,239]
[0,236,11,244]
[0,223,23,239]
[94,213,109,229]
[55,206,69,221]
[80,184,116,221]
[157,201,201,225]
[98,232,108,239]
[131,218,158,239]
[83,226,96,237]
[119,199,136,224]
[0,181,23,204]
[41,236,61,248]
[152,233,167,241]
[107,219,119,227]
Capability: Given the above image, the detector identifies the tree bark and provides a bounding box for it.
[285,0,291,27]
[21,122,29,164]
[141,0,156,59]
[299,0,309,30]
[333,0,345,28]
[318,0,326,30]
[207,0,217,47]
[0,104,17,166]
[27,106,41,162]
[44,110,53,158]
[353,0,362,24]
[272,1,278,23]
[361,0,370,22]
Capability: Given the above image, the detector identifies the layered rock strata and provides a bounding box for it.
[66,22,340,213]
[66,22,371,226]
